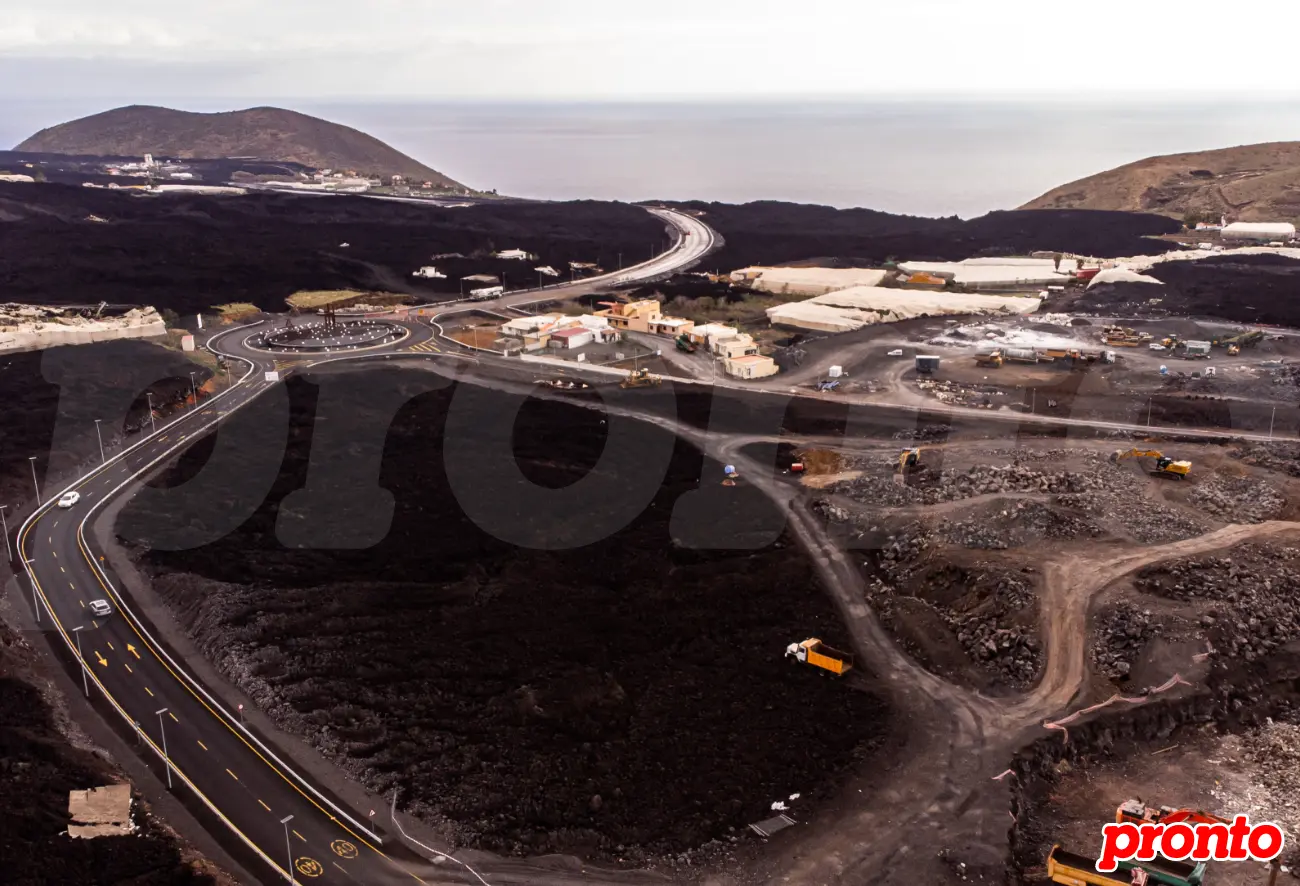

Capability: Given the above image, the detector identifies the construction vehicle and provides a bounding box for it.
[675,333,697,353]
[1116,799,1228,827]
[1214,329,1265,350]
[1101,325,1153,347]
[620,367,662,389]
[1046,845,1205,886]
[785,639,854,676]
[976,350,1004,367]
[1111,448,1192,480]
[1226,344,1241,355]
[897,448,921,472]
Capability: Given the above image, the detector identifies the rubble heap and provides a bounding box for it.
[1136,545,1300,662]
[940,500,1102,550]
[1211,721,1300,842]
[1189,473,1286,523]
[1089,600,1163,680]
[1230,442,1300,478]
[1057,488,1209,545]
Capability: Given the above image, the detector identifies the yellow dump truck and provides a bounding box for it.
[1046,845,1205,886]
[785,639,854,676]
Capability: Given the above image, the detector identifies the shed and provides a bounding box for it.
[549,327,593,349]
[1221,222,1296,241]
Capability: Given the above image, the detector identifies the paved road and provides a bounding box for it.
[16,324,468,886]
[12,205,716,886]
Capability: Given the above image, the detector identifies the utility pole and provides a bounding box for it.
[146,393,157,434]
[189,372,198,410]
[1031,389,1035,414]
[618,252,623,271]
[155,708,172,789]
[281,816,297,884]
[1146,397,1153,427]
[0,504,10,562]
[72,626,89,696]
[1270,406,1277,439]
[28,457,40,505]
[94,419,105,464]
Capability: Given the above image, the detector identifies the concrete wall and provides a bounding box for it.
[0,310,167,354]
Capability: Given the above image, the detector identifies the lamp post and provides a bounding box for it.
[281,815,296,884]
[155,708,172,789]
[28,457,40,505]
[188,372,198,410]
[0,504,10,562]
[1270,406,1277,439]
[146,393,157,434]
[71,626,89,696]
[94,419,105,464]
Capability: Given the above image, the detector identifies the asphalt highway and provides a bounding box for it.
[16,325,460,886]
[12,205,714,886]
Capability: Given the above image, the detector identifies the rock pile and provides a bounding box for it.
[1136,545,1300,662]
[1211,720,1300,841]
[941,500,1102,550]
[1231,442,1300,478]
[1090,600,1162,680]
[1189,474,1286,523]
[1057,489,1209,545]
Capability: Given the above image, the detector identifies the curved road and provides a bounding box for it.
[14,205,715,886]
[18,200,1297,886]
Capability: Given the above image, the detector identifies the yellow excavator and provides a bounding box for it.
[621,367,662,389]
[1111,448,1192,480]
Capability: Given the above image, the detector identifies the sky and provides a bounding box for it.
[2,0,1295,101]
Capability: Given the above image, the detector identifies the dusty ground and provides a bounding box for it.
[120,371,892,868]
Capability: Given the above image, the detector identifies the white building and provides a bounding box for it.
[495,249,532,261]
[413,266,447,279]
[729,266,888,296]
[535,266,560,277]
[689,323,740,352]
[1221,222,1296,242]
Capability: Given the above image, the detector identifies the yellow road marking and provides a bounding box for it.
[294,830,306,842]
[227,769,238,781]
[60,565,65,572]
[197,740,208,751]
[52,551,56,558]
[144,686,154,697]
[70,581,75,589]
[79,600,85,608]
[124,663,132,673]
[169,711,178,723]
[258,799,272,812]
[63,468,425,884]
[106,641,114,651]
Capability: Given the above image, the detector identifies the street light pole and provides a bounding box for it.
[281,815,296,884]
[146,393,157,434]
[0,504,10,562]
[71,626,89,696]
[155,708,172,789]
[28,457,40,505]
[188,372,198,410]
[1270,406,1277,439]
[94,419,105,464]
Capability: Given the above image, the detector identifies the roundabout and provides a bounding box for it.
[244,315,409,354]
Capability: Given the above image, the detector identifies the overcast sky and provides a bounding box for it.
[2,0,1293,101]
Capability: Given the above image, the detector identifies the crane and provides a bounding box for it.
[1111,448,1192,480]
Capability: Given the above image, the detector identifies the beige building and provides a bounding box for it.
[715,333,759,359]
[723,354,779,380]
[595,299,662,332]
[688,323,740,351]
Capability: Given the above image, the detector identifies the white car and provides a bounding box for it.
[88,599,112,618]
[57,491,81,508]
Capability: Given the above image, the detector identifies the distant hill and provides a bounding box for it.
[15,105,463,187]
[1021,142,1300,224]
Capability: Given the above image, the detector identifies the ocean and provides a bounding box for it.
[7,98,1300,218]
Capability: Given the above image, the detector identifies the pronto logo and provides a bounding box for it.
[1098,815,1285,872]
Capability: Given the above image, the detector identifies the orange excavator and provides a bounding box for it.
[1116,799,1228,826]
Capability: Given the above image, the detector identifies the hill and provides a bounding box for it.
[15,105,463,187]
[1020,141,1300,223]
